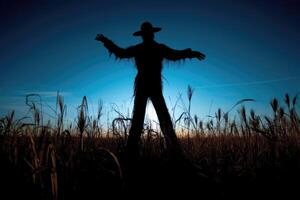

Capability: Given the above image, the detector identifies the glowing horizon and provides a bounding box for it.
[1,0,299,122]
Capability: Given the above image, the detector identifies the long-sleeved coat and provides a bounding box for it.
[101,38,195,95]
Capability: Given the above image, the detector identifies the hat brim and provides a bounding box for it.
[133,27,161,36]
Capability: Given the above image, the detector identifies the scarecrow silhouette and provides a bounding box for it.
[96,22,205,158]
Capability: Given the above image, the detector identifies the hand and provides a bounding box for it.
[95,34,108,43]
[192,51,206,61]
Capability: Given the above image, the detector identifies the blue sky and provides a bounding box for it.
[1,0,299,122]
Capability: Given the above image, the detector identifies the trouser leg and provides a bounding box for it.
[151,92,182,155]
[127,92,148,157]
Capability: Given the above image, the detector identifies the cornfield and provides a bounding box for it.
[0,90,300,199]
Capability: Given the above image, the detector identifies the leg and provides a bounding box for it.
[151,91,182,156]
[126,90,148,158]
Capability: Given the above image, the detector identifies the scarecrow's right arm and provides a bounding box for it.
[95,34,135,59]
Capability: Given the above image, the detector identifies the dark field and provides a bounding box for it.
[1,94,300,199]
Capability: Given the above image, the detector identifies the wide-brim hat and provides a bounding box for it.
[133,21,161,36]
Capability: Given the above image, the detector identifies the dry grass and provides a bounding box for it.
[0,92,300,199]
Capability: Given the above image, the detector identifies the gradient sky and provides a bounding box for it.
[1,0,299,122]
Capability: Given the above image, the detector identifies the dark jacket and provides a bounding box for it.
[102,38,194,95]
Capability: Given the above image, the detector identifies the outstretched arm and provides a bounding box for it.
[162,44,205,61]
[95,34,135,59]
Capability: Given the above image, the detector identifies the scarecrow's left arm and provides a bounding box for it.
[162,44,205,61]
[96,34,135,59]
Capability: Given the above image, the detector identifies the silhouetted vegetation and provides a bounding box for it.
[1,91,300,199]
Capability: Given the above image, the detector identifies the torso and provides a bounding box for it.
[134,41,164,78]
[133,41,164,94]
